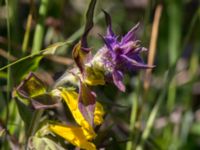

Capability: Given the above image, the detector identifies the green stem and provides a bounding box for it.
[126,78,140,150]
[0,41,70,71]
[182,8,200,50]
[166,0,182,112]
[25,110,44,149]
[32,0,49,54]
[126,92,138,150]
[136,73,169,150]
[5,0,11,132]
[167,79,176,111]
[24,0,48,148]
[22,0,34,53]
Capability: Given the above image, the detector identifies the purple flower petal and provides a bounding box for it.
[121,23,140,44]
[112,70,125,92]
[121,54,152,69]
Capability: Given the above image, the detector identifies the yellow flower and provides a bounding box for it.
[49,124,96,150]
[60,88,96,139]
[49,88,105,149]
[94,102,105,125]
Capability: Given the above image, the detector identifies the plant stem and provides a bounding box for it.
[22,0,34,53]
[32,0,49,54]
[166,1,182,112]
[5,0,11,132]
[25,110,43,149]
[24,0,49,148]
[126,79,139,150]
[136,73,168,150]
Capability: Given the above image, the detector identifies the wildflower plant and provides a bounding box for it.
[11,0,150,149]
[1,0,200,149]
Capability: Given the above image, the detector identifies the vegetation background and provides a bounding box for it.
[0,0,200,149]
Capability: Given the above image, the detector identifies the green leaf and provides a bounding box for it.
[15,72,47,98]
[72,0,97,72]
[0,41,71,72]
[15,99,33,130]
[12,56,42,85]
[14,73,60,110]
[28,136,65,150]
[81,0,97,48]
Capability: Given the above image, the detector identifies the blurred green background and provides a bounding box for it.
[0,0,200,149]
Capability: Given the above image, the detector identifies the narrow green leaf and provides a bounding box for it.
[0,41,71,72]
[81,0,97,48]
[15,99,33,131]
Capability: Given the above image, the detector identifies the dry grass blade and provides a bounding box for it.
[144,4,163,91]
[0,48,16,61]
[45,55,73,65]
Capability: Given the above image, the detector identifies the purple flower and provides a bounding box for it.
[90,12,152,92]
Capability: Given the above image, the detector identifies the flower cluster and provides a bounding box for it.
[84,12,152,91]
[14,12,150,150]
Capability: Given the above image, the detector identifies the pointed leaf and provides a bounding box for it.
[72,42,92,73]
[15,72,47,99]
[15,99,33,130]
[81,0,97,48]
[14,73,60,110]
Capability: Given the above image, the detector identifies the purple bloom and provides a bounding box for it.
[90,12,152,92]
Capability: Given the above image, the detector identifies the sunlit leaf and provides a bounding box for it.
[15,72,47,98]
[84,65,105,86]
[14,73,60,110]
[28,136,65,150]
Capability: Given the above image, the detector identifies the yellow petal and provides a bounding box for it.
[94,102,105,125]
[49,124,96,150]
[60,88,96,139]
